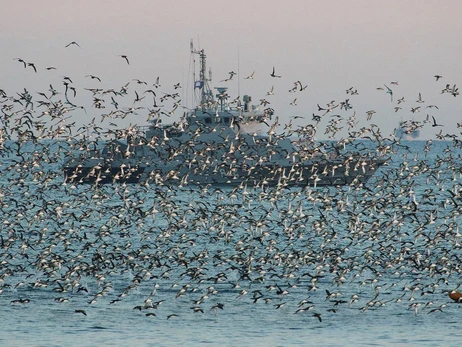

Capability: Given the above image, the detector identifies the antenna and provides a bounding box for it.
[190,40,197,109]
[237,45,240,100]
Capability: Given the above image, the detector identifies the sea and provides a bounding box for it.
[1,140,461,347]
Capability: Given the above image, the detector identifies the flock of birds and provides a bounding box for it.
[1,41,462,326]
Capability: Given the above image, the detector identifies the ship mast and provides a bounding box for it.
[191,42,214,109]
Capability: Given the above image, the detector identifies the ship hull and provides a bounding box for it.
[63,157,386,187]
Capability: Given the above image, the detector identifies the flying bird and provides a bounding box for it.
[14,58,27,68]
[65,41,81,48]
[62,76,73,84]
[431,116,442,127]
[120,55,130,65]
[416,93,424,103]
[270,66,281,78]
[86,75,101,82]
[313,313,322,322]
[27,63,37,73]
[384,84,393,101]
[153,76,161,88]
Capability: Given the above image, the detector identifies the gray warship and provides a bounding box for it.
[63,47,386,187]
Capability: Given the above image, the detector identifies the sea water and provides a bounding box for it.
[1,140,461,347]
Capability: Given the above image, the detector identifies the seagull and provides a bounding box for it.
[384,84,393,101]
[120,55,130,65]
[86,75,101,82]
[62,76,73,84]
[434,75,442,81]
[14,58,27,68]
[366,110,376,120]
[295,81,308,91]
[416,93,424,103]
[244,71,255,79]
[270,66,281,78]
[431,116,442,127]
[312,313,322,322]
[221,71,236,82]
[27,63,37,73]
[153,76,161,88]
[65,41,81,48]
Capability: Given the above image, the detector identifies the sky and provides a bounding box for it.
[1,0,462,140]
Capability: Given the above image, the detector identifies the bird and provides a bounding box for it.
[62,76,73,84]
[416,93,424,103]
[431,116,442,127]
[312,313,322,322]
[120,55,130,65]
[270,66,281,78]
[244,71,255,79]
[65,41,81,48]
[14,58,27,68]
[86,75,101,82]
[27,63,37,73]
[366,110,376,120]
[153,76,161,88]
[434,75,442,81]
[6,42,462,339]
[211,303,224,316]
[383,84,393,101]
[222,71,237,81]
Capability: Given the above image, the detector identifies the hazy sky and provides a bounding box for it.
[1,1,462,139]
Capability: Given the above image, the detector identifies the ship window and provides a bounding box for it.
[205,117,211,124]
[223,117,230,124]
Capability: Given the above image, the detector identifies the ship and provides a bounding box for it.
[395,120,421,140]
[63,46,387,187]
